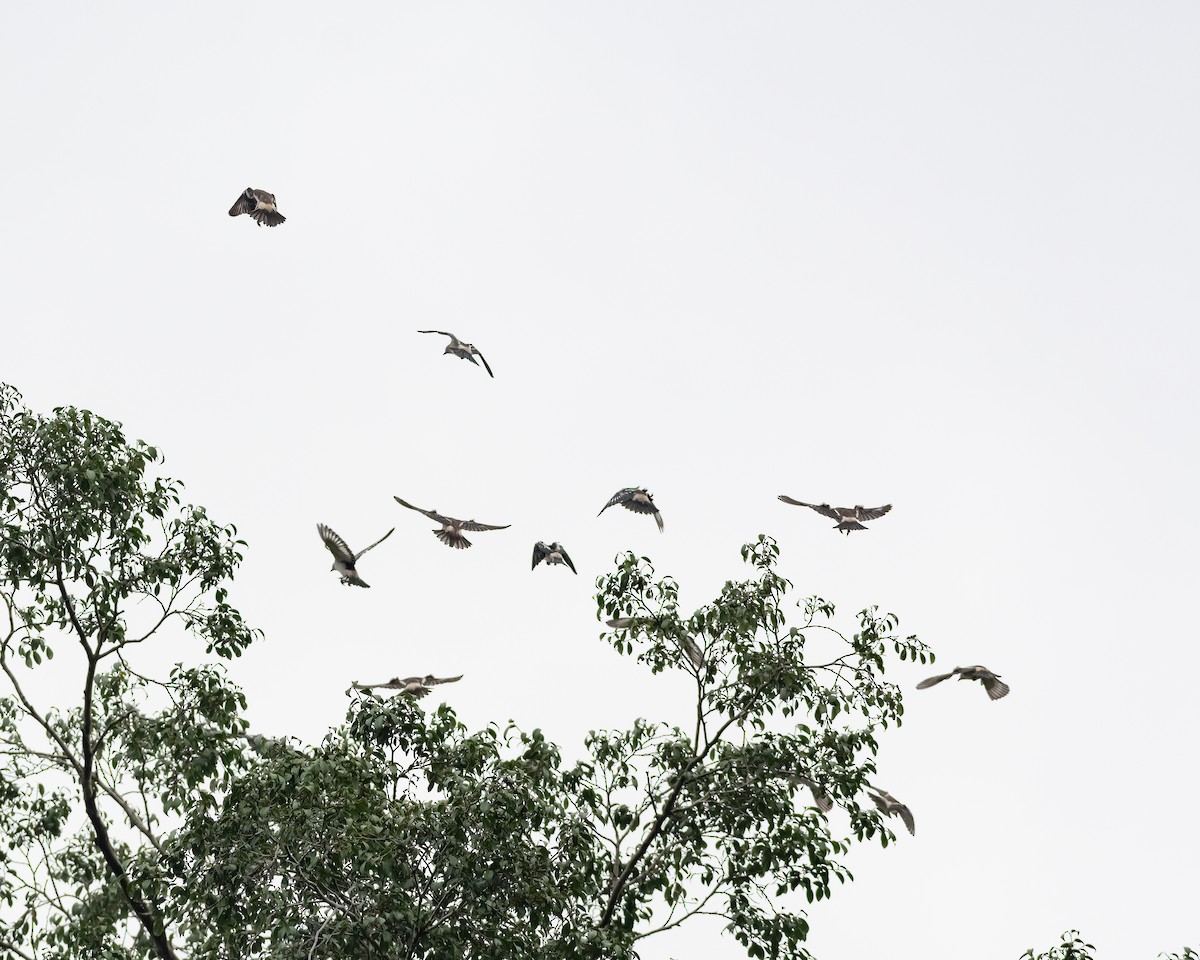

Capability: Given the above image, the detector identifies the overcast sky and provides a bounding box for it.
[2,2,1198,957]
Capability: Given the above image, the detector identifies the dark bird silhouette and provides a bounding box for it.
[598,487,663,532]
[317,524,394,588]
[777,496,892,534]
[228,188,285,227]
[393,496,509,550]
[867,786,915,836]
[417,330,493,377]
[533,541,576,574]
[916,665,1010,700]
[353,674,463,699]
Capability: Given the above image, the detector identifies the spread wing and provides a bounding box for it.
[870,790,915,836]
[317,524,355,562]
[228,189,255,217]
[354,527,395,560]
[355,677,404,690]
[457,519,510,532]
[620,497,658,516]
[854,504,893,521]
[533,541,551,569]
[476,352,494,377]
[778,496,841,521]
[598,488,636,515]
[558,545,577,574]
[682,635,704,670]
[417,330,454,338]
[916,672,956,689]
[789,775,834,812]
[393,496,451,525]
[893,802,916,836]
[425,674,463,686]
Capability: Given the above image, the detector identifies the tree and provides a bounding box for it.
[0,384,930,958]
[0,384,256,959]
[1021,931,1197,960]
[168,537,934,959]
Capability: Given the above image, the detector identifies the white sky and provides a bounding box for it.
[2,2,1198,957]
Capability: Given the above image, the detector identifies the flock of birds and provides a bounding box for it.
[233,187,1008,836]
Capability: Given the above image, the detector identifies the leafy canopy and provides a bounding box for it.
[11,384,1189,959]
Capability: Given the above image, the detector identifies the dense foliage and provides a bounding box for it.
[0,385,255,959]
[4,385,1189,959]
[165,534,931,960]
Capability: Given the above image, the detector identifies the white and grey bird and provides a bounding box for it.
[606,616,703,669]
[316,523,395,588]
[916,664,1010,701]
[228,187,286,227]
[533,541,576,574]
[417,330,493,377]
[788,773,834,813]
[598,487,664,532]
[605,617,646,630]
[353,674,464,699]
[867,786,915,836]
[777,496,892,534]
[393,496,510,550]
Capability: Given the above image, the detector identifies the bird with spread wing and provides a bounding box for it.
[316,524,394,588]
[777,496,892,534]
[533,541,576,574]
[916,665,1009,700]
[867,786,916,836]
[393,496,510,550]
[353,675,463,699]
[417,330,493,377]
[598,487,664,532]
[228,187,286,227]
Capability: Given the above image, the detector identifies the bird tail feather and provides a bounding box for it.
[435,529,471,549]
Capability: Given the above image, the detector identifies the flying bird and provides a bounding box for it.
[788,773,834,813]
[393,496,509,550]
[606,616,703,670]
[417,330,493,377]
[777,496,892,534]
[228,188,286,227]
[867,786,915,836]
[916,665,1010,701]
[533,541,576,574]
[598,487,664,532]
[353,674,463,699]
[317,523,395,588]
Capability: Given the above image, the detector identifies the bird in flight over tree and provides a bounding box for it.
[598,487,664,532]
[228,187,286,227]
[417,330,494,377]
[532,541,577,574]
[606,616,703,670]
[787,773,834,813]
[916,665,1010,700]
[867,786,915,836]
[316,523,394,588]
[777,496,892,534]
[353,674,463,699]
[393,496,510,550]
